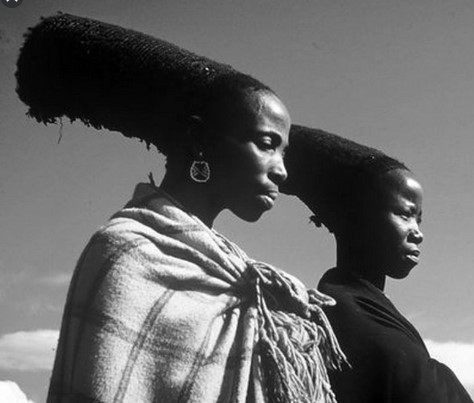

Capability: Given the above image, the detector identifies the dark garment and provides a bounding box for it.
[318,268,472,403]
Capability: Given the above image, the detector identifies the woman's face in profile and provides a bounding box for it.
[206,90,290,222]
[361,169,424,280]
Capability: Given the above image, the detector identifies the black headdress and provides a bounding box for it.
[16,13,270,154]
[281,125,407,230]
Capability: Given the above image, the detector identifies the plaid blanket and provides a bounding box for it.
[48,183,344,403]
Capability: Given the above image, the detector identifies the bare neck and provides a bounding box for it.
[160,173,222,228]
[335,236,386,291]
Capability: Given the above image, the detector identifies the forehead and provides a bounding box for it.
[251,91,290,133]
[219,90,290,139]
[378,169,423,206]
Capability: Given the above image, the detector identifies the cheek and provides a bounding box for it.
[381,217,408,248]
[366,216,401,247]
[226,147,264,177]
[210,144,265,190]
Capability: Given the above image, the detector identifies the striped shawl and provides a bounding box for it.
[48,183,344,403]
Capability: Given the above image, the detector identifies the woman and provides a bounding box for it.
[16,14,345,403]
[281,125,473,403]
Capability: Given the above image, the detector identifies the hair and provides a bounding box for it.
[16,13,273,156]
[179,72,273,135]
[281,125,408,233]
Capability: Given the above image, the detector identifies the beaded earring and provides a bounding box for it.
[190,153,210,183]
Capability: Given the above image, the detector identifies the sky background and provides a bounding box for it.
[1,0,474,401]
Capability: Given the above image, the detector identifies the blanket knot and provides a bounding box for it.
[245,260,342,403]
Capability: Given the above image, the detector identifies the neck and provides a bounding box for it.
[335,237,386,291]
[160,173,222,228]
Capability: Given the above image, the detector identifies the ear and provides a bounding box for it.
[184,115,208,158]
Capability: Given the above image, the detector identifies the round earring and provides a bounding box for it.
[190,153,210,183]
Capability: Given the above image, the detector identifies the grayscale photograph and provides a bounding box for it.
[0,1,473,402]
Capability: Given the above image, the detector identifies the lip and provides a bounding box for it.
[405,249,421,264]
[407,249,420,257]
[257,191,278,210]
[265,190,279,201]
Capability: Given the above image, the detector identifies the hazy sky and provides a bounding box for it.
[1,0,474,401]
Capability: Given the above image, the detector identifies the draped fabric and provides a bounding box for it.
[319,268,473,403]
[47,183,344,403]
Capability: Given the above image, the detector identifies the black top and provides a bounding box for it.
[318,268,472,403]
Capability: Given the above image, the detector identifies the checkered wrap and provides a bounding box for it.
[48,184,343,403]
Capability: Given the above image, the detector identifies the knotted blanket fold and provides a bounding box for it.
[48,183,345,403]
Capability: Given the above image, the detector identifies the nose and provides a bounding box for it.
[269,153,288,185]
[409,223,424,245]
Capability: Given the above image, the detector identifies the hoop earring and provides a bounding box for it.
[190,154,210,183]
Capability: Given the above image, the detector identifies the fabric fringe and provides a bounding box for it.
[247,262,347,403]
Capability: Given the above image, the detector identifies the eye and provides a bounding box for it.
[395,208,412,220]
[256,135,277,151]
[396,209,409,217]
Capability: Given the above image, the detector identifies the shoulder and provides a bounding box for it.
[75,208,168,276]
[318,270,422,355]
[83,213,151,253]
[318,269,364,319]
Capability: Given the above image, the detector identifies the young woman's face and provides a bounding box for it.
[206,90,290,222]
[362,169,424,279]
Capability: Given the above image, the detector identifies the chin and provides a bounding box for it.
[231,207,266,223]
[388,263,417,280]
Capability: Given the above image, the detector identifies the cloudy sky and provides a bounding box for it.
[1,0,474,401]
